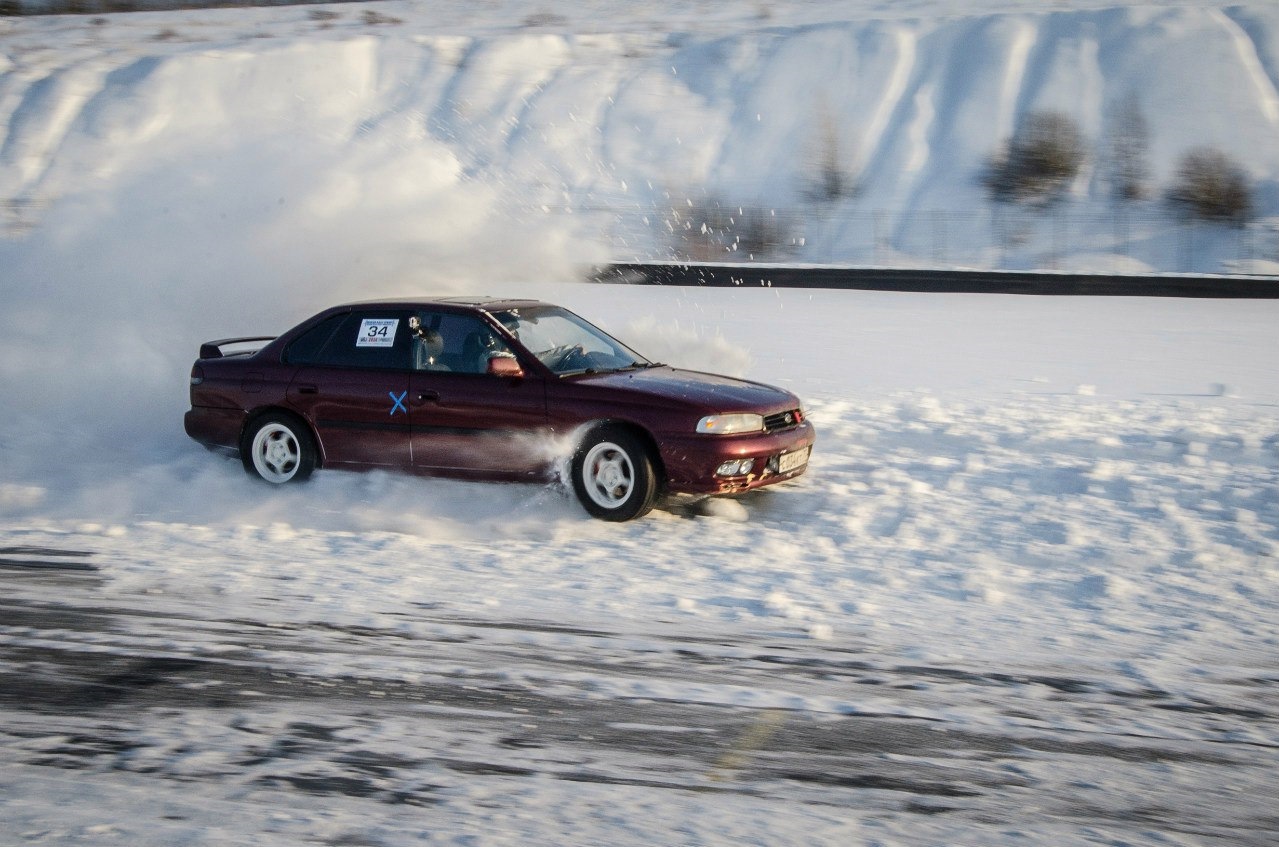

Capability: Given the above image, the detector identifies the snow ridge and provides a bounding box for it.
[4,3,1279,271]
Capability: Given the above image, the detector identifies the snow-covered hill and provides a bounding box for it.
[3,1,1279,273]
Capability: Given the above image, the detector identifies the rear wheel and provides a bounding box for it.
[241,412,316,484]
[571,426,658,521]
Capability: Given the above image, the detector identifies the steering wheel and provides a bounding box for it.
[538,344,585,370]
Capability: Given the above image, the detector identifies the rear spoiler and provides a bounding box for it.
[199,336,276,359]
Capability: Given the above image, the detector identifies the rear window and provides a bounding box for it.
[283,313,346,365]
[287,312,412,371]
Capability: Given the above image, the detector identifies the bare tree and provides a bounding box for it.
[805,101,858,203]
[985,111,1086,206]
[1103,93,1150,202]
[1166,147,1253,226]
[667,196,796,261]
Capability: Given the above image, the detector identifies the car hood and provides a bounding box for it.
[576,366,798,412]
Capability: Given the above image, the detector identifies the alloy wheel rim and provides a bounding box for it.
[252,423,300,483]
[583,442,633,509]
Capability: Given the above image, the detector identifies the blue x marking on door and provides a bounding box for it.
[388,390,408,416]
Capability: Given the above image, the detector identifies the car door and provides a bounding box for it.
[285,310,413,468]
[407,310,549,476]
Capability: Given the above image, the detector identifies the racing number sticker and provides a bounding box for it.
[357,318,399,348]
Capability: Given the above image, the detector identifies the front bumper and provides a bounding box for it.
[657,420,816,495]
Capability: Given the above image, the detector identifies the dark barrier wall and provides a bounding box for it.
[591,264,1279,299]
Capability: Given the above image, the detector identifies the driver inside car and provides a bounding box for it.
[409,316,449,371]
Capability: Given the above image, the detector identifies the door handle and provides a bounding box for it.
[298,384,318,394]
[416,390,440,403]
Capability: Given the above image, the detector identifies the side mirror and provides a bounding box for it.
[487,354,524,378]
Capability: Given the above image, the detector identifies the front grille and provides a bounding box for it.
[763,409,803,432]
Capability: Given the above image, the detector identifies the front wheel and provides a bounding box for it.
[571,426,659,521]
[241,412,317,484]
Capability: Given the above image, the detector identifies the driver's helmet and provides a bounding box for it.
[495,313,521,340]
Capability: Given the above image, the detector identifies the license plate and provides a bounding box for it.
[777,447,809,474]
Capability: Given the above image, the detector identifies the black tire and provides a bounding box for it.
[571,425,659,521]
[240,412,317,484]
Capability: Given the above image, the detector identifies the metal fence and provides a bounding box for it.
[582,202,1279,276]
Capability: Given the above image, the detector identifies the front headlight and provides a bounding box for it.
[696,413,764,435]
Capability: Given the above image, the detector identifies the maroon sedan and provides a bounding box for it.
[185,298,814,521]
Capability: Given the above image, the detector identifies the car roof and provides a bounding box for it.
[335,296,548,312]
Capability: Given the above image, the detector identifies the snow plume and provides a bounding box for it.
[621,315,753,377]
[0,44,594,512]
[0,450,588,541]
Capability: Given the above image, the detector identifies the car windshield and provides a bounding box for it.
[492,306,651,376]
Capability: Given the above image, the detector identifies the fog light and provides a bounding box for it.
[715,458,755,477]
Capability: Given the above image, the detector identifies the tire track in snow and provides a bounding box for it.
[996,17,1037,143]
[0,61,110,202]
[1211,7,1279,127]
[3,581,1278,845]
[430,34,571,172]
[888,16,1034,230]
[856,25,917,182]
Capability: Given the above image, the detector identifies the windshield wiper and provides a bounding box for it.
[561,361,665,377]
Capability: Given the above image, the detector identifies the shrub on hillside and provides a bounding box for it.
[521,12,568,27]
[362,10,403,26]
[1166,146,1253,226]
[806,107,858,203]
[985,111,1085,205]
[667,198,796,261]
[1103,93,1151,202]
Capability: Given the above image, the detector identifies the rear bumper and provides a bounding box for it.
[657,421,815,495]
[184,406,245,452]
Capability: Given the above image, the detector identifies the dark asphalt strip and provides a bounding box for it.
[592,264,1279,298]
[0,547,98,572]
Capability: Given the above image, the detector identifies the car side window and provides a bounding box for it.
[411,311,514,375]
[283,313,346,365]
[303,312,413,370]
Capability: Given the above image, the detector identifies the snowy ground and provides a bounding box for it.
[2,1,1279,845]
[4,283,1279,846]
